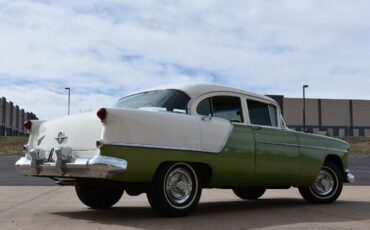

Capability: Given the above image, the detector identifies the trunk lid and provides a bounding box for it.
[28,113,102,157]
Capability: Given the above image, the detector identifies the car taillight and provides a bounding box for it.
[24,120,32,130]
[97,108,107,122]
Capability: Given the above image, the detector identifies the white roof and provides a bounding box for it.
[142,83,275,103]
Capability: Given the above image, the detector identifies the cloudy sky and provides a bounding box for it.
[1,0,369,120]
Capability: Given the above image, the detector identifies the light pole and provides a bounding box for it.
[65,87,70,115]
[303,85,309,133]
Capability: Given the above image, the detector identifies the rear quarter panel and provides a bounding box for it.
[100,125,256,187]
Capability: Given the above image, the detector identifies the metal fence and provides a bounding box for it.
[0,97,38,136]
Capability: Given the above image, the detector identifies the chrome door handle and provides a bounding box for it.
[253,126,262,130]
[201,116,212,121]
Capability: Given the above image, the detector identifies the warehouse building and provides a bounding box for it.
[0,97,38,136]
[269,95,370,137]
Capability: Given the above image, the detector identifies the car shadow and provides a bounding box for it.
[51,198,370,229]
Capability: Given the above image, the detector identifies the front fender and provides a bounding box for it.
[296,132,350,185]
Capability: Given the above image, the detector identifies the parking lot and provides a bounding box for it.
[1,186,370,229]
[1,155,370,229]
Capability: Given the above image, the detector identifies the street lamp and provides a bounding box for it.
[65,87,70,115]
[303,85,309,133]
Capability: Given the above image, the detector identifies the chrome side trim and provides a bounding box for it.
[107,142,206,152]
[300,144,348,153]
[108,139,346,154]
[257,141,348,153]
[257,141,300,148]
[106,140,230,154]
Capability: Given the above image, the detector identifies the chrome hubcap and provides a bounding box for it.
[311,169,335,196]
[165,167,193,205]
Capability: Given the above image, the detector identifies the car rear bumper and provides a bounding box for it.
[15,146,127,179]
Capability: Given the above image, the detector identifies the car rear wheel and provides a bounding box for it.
[232,187,266,200]
[75,185,124,209]
[147,162,202,217]
[299,161,343,204]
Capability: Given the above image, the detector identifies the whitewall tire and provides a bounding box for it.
[147,162,202,217]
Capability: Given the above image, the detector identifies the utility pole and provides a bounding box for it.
[303,85,309,133]
[65,87,70,115]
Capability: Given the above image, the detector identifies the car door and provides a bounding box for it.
[247,99,300,186]
[195,94,256,186]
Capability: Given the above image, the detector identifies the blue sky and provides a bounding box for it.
[1,0,370,119]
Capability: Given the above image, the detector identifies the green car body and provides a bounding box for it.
[102,124,350,188]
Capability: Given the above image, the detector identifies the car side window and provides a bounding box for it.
[247,100,278,127]
[197,96,243,123]
[196,98,212,116]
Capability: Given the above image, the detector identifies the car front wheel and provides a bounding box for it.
[75,185,124,209]
[147,162,202,217]
[232,187,266,200]
[299,162,343,204]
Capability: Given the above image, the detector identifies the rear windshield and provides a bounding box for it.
[115,89,190,114]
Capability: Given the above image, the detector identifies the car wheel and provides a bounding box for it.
[147,162,202,217]
[232,187,266,200]
[75,185,124,209]
[299,162,343,204]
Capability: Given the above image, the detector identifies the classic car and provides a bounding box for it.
[16,83,355,217]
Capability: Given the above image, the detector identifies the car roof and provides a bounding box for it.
[140,83,276,103]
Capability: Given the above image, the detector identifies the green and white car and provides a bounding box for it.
[16,84,355,217]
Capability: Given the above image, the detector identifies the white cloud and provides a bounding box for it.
[0,0,370,119]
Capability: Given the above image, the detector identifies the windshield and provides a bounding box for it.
[115,89,190,114]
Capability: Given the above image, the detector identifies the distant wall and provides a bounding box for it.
[276,96,370,137]
[0,97,38,136]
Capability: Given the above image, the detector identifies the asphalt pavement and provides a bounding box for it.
[1,154,370,229]
[0,154,54,185]
[348,156,370,185]
[1,186,370,229]
[1,154,369,186]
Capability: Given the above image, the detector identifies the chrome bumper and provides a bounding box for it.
[15,147,127,179]
[345,169,355,183]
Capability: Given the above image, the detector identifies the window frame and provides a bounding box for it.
[192,92,246,124]
[191,92,283,129]
[245,96,281,129]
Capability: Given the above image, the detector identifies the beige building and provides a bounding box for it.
[269,95,370,137]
